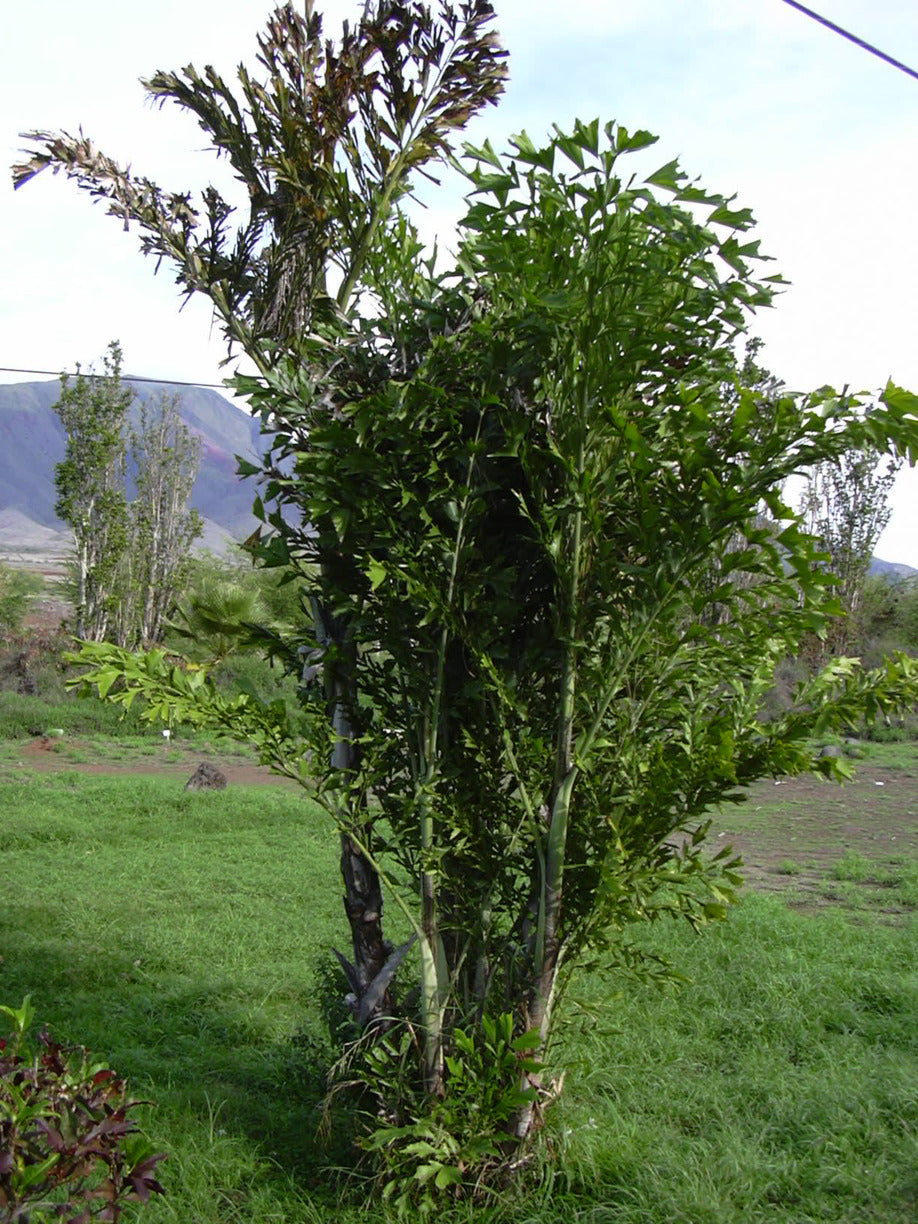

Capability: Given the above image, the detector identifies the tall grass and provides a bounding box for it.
[0,689,153,737]
[552,898,916,1222]
[1,770,915,1222]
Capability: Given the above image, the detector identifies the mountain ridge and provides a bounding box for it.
[0,378,265,542]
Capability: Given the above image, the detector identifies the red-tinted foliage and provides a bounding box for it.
[0,1026,166,1222]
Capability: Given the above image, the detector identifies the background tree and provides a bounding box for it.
[0,564,42,637]
[801,443,901,653]
[55,345,202,649]
[120,394,202,647]
[53,341,131,641]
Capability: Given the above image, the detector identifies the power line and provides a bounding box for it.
[0,365,231,391]
[780,0,918,82]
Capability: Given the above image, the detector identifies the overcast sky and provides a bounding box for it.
[2,1,917,562]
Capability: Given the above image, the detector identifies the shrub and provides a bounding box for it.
[0,997,166,1222]
[0,691,152,740]
[0,566,43,638]
[860,711,918,742]
[211,651,300,710]
[0,630,71,701]
[831,850,873,883]
[346,1013,543,1216]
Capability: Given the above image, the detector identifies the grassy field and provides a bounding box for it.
[0,723,915,1222]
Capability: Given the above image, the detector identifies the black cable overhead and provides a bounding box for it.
[780,0,918,82]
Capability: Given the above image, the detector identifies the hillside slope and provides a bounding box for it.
[0,378,265,540]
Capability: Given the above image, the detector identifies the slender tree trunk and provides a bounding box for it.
[514,479,583,1142]
[75,539,89,639]
[419,792,443,1094]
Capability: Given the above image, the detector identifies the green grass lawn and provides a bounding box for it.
[1,768,916,1222]
[0,688,263,765]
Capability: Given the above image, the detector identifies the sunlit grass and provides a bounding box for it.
[553,895,917,1223]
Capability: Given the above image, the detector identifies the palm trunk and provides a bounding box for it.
[314,594,391,1026]
[335,700,389,1010]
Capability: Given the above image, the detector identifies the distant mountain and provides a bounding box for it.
[0,378,267,546]
[869,557,917,581]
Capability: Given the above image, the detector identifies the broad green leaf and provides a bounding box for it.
[645,158,684,191]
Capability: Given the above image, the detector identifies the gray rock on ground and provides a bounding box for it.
[185,762,228,791]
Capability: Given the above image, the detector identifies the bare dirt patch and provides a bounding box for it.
[10,736,297,788]
[709,765,917,915]
[23,591,71,635]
